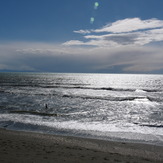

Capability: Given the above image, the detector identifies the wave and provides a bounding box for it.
[54,86,161,93]
[62,94,159,103]
[9,110,58,117]
[2,90,160,103]
[1,84,161,93]
[1,88,161,103]
[134,122,163,128]
[0,83,89,88]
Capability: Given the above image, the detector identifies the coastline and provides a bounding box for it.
[0,128,162,163]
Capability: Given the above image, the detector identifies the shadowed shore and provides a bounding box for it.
[0,129,162,163]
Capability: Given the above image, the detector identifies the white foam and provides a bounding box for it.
[135,89,146,93]
[0,113,163,138]
[134,97,150,102]
[132,97,158,107]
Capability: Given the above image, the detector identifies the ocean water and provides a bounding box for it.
[0,72,163,145]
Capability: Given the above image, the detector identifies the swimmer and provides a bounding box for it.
[45,104,48,109]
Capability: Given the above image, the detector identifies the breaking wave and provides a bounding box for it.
[9,110,58,117]
[62,94,160,103]
[1,85,161,94]
[134,122,163,128]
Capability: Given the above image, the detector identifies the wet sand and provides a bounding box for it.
[0,129,162,163]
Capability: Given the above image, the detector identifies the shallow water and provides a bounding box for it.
[0,73,163,145]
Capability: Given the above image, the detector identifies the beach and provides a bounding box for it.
[0,129,163,163]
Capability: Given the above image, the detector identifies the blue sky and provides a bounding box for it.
[0,0,163,73]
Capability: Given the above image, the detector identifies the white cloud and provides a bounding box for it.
[63,40,85,46]
[63,39,119,47]
[74,18,163,34]
[73,30,91,34]
[94,18,163,33]
[69,18,163,47]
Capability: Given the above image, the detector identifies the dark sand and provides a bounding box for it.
[0,129,163,163]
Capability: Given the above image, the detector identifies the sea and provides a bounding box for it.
[0,72,163,146]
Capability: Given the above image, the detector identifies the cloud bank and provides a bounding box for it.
[0,18,163,74]
[0,41,163,73]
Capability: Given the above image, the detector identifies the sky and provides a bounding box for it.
[0,0,163,74]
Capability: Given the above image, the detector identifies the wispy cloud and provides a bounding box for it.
[93,18,163,33]
[73,30,91,34]
[64,18,163,47]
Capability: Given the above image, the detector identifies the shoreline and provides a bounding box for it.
[0,128,163,162]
